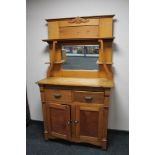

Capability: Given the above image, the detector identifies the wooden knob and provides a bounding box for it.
[84,96,93,102]
[74,120,79,124]
[53,94,61,99]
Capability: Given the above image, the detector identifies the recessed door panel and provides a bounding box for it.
[47,103,71,140]
[80,110,99,137]
[75,105,104,142]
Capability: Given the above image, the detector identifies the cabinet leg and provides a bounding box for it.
[101,140,107,150]
[44,131,49,140]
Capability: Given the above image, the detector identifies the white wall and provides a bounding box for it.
[27,0,129,130]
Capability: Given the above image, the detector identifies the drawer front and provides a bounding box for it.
[73,91,104,104]
[44,89,72,102]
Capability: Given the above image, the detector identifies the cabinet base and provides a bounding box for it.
[44,135,107,150]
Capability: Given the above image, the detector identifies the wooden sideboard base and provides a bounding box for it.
[38,84,111,150]
[44,134,108,150]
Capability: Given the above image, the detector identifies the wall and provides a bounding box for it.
[27,0,129,130]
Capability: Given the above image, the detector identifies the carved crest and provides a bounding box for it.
[68,16,89,24]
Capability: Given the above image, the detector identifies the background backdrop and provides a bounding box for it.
[27,0,129,130]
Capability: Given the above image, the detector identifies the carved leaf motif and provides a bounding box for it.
[68,16,89,24]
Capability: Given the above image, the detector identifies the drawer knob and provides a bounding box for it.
[84,96,93,102]
[74,120,79,124]
[53,94,61,99]
[66,120,71,125]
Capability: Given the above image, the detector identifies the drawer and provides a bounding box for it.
[73,91,104,104]
[44,89,72,102]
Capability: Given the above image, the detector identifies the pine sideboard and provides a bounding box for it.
[37,15,115,149]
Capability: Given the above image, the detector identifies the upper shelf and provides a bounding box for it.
[42,37,115,43]
[46,14,115,21]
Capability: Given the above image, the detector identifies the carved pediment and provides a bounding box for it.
[68,16,89,24]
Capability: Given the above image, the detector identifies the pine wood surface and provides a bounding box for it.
[73,91,104,104]
[44,89,72,102]
[42,37,114,43]
[37,77,114,88]
[46,14,115,21]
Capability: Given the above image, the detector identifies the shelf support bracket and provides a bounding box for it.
[47,41,57,77]
[103,64,112,80]
[98,39,105,63]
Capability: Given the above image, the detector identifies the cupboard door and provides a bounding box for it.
[47,103,71,140]
[75,105,104,142]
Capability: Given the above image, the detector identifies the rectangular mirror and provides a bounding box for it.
[62,45,99,70]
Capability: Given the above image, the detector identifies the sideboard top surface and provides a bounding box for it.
[37,77,114,88]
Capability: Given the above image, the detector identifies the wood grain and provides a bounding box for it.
[60,26,98,39]
[47,103,71,140]
[59,18,99,27]
[75,104,104,143]
[46,14,115,21]
[73,91,104,104]
[99,18,113,37]
[44,89,72,102]
[48,22,59,39]
[37,77,114,88]
[42,37,114,43]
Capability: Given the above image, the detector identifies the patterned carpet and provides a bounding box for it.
[26,121,129,155]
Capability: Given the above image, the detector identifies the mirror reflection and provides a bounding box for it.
[62,45,99,70]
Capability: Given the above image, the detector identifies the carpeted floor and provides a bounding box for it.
[26,121,129,155]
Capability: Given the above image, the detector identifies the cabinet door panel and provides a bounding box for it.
[47,103,71,140]
[75,105,104,142]
[80,110,99,137]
